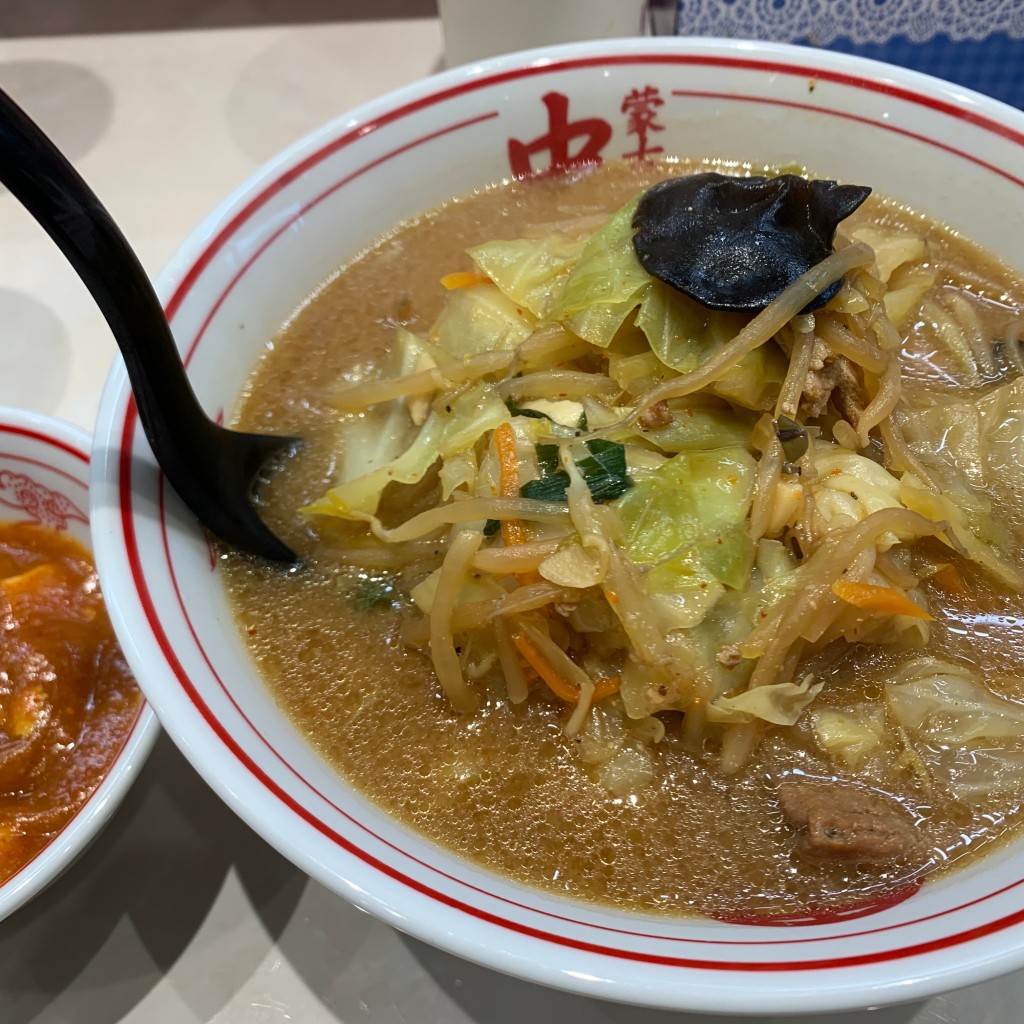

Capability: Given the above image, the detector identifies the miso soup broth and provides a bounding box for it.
[221,159,1024,918]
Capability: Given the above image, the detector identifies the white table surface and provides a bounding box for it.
[2,9,1024,1022]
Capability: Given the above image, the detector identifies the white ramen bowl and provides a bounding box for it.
[0,407,158,921]
[90,38,1024,1013]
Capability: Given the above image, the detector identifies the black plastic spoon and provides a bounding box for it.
[0,87,299,563]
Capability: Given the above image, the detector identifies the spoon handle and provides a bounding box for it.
[0,87,212,474]
[0,89,299,564]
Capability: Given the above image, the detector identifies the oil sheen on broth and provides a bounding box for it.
[221,159,1024,917]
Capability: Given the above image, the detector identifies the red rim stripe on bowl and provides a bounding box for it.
[0,424,89,463]
[669,89,1024,188]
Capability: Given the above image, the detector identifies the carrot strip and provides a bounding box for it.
[931,563,968,596]
[493,422,528,549]
[831,579,934,620]
[511,630,620,704]
[512,631,577,701]
[440,271,490,290]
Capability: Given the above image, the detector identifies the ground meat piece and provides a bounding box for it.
[830,356,868,426]
[800,353,867,425]
[717,644,743,668]
[777,778,924,864]
[638,400,674,430]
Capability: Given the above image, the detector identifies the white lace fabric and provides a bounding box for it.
[675,0,1024,46]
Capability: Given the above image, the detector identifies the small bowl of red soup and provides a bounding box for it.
[0,407,157,919]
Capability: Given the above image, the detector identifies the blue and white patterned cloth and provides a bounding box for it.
[675,0,1024,108]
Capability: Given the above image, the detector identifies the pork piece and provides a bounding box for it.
[777,778,924,863]
[800,352,867,425]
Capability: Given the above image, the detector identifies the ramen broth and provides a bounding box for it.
[221,160,1024,916]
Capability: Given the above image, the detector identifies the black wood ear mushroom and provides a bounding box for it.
[632,173,871,313]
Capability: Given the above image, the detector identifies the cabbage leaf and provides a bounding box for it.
[886,658,1024,805]
[811,707,886,767]
[636,280,749,373]
[706,344,789,412]
[849,226,926,284]
[439,448,477,500]
[635,281,787,411]
[886,658,1024,743]
[849,225,935,325]
[409,565,504,615]
[538,540,606,588]
[707,674,823,725]
[305,382,509,518]
[467,233,585,318]
[634,395,757,453]
[545,197,651,347]
[613,447,756,628]
[898,473,1023,589]
[615,447,756,562]
[431,283,537,358]
[806,441,905,548]
[902,400,986,489]
[978,376,1024,488]
[930,747,1024,802]
[334,327,424,485]
[895,385,1024,589]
